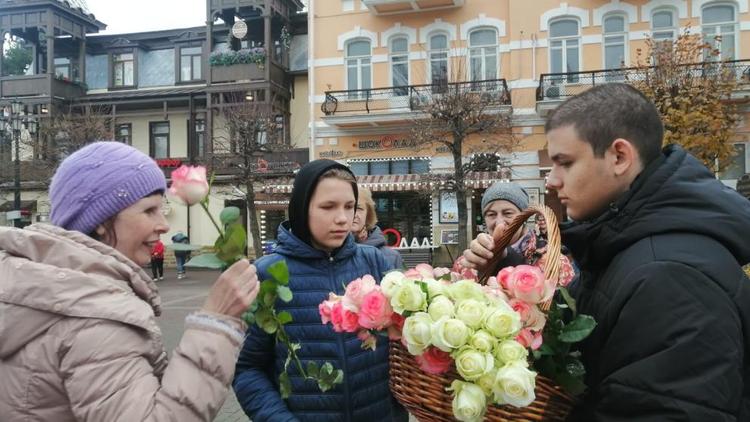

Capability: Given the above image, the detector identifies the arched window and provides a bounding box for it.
[549,18,580,83]
[346,39,371,98]
[652,8,676,41]
[429,33,449,92]
[603,14,627,70]
[469,28,498,82]
[390,37,409,95]
[702,3,738,60]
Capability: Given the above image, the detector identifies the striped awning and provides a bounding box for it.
[261,171,508,194]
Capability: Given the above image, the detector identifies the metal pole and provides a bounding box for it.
[13,124,21,228]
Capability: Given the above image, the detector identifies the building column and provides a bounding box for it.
[46,20,54,75]
[79,37,86,83]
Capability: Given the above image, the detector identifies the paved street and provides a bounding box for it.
[154,268,250,422]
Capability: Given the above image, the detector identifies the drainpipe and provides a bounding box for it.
[531,33,537,80]
[308,0,316,163]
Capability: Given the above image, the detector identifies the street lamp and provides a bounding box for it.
[1,101,38,228]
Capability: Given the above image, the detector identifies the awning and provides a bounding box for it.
[357,174,422,192]
[463,171,507,189]
[0,199,37,212]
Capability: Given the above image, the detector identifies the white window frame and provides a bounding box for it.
[428,32,450,86]
[602,14,628,70]
[345,38,372,99]
[651,7,678,41]
[548,18,582,83]
[468,27,499,82]
[701,2,739,60]
[389,36,410,95]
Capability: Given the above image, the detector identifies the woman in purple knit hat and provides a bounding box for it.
[0,141,260,421]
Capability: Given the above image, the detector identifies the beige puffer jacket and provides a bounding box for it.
[0,224,247,421]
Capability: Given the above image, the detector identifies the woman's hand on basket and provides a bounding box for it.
[201,259,260,318]
[463,233,507,269]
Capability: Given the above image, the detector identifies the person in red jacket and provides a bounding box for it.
[150,239,164,281]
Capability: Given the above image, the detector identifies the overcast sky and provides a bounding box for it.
[87,0,206,35]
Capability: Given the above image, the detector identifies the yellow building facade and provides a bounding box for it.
[308,0,750,261]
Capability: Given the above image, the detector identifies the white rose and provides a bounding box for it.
[431,317,471,352]
[401,312,433,355]
[450,380,487,422]
[492,362,537,408]
[428,295,455,321]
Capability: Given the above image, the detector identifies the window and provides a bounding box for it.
[603,15,627,70]
[549,19,580,83]
[429,34,449,92]
[149,122,169,158]
[703,4,737,60]
[721,143,746,180]
[113,53,134,87]
[652,9,676,41]
[180,46,202,82]
[374,192,432,243]
[469,28,498,83]
[390,37,409,96]
[195,119,205,157]
[349,159,429,175]
[54,58,71,79]
[115,123,132,145]
[346,39,371,98]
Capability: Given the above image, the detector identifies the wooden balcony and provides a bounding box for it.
[535,60,750,116]
[362,0,463,15]
[0,74,86,102]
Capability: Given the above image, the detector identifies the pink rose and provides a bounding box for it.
[343,275,377,311]
[416,346,453,375]
[558,256,576,287]
[433,267,451,279]
[507,265,554,304]
[341,307,360,333]
[452,257,479,281]
[169,165,209,205]
[330,302,344,332]
[319,301,334,325]
[388,313,405,340]
[497,266,515,290]
[358,290,393,330]
[516,328,543,350]
[403,268,421,279]
[414,263,435,279]
[510,299,546,331]
[357,330,378,350]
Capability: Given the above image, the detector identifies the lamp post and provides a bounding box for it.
[2,101,37,228]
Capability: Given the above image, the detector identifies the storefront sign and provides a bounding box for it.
[439,191,458,223]
[358,135,417,150]
[382,228,402,247]
[319,150,344,158]
[156,159,182,168]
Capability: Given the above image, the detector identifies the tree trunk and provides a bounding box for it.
[245,178,264,260]
[452,133,468,253]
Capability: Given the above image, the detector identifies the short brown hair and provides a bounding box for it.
[319,168,358,201]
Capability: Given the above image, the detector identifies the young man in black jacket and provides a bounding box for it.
[464,83,750,421]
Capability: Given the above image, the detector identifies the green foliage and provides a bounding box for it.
[220,206,241,225]
[246,259,344,399]
[214,222,247,265]
[209,47,266,67]
[3,40,32,76]
[184,253,225,269]
[532,290,596,396]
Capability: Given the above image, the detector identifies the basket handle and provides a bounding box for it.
[478,204,562,311]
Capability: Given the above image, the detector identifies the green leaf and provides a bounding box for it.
[564,357,586,378]
[559,315,597,343]
[306,361,320,378]
[279,372,292,399]
[559,287,577,316]
[242,310,255,326]
[220,206,241,225]
[268,260,290,285]
[261,280,278,296]
[278,311,293,325]
[215,223,247,264]
[277,286,293,303]
[256,309,278,334]
[184,253,225,269]
[262,292,276,308]
[320,362,334,377]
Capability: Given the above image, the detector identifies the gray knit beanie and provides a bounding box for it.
[50,141,167,235]
[481,181,529,213]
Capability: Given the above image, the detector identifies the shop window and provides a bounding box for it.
[115,123,132,145]
[349,158,429,175]
[374,192,432,244]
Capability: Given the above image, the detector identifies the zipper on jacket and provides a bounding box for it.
[329,254,352,422]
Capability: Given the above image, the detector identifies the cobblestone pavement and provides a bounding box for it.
[154,268,250,422]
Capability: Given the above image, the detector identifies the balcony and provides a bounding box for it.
[321,79,510,127]
[362,0,464,15]
[536,60,750,116]
[0,74,86,103]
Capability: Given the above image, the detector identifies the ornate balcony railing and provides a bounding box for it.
[536,59,750,101]
[321,79,510,116]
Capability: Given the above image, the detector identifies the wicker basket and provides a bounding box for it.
[388,205,576,421]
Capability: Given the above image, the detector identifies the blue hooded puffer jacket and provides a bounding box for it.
[233,222,407,422]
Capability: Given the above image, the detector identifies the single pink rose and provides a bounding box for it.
[358,290,393,330]
[507,265,553,304]
[330,302,345,332]
[169,165,209,205]
[343,275,377,311]
[414,263,435,279]
[357,330,378,350]
[497,266,515,290]
[516,328,543,350]
[404,268,422,279]
[416,346,453,375]
[451,257,479,281]
[340,307,360,333]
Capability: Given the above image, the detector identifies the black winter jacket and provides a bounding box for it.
[563,145,750,421]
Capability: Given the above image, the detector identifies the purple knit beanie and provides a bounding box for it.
[49,141,167,234]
